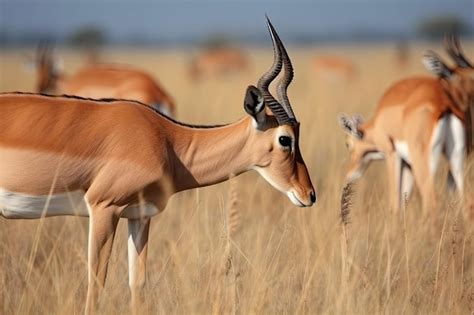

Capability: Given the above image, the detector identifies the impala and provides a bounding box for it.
[0,18,315,313]
[34,44,176,117]
[338,34,473,216]
[189,46,248,79]
[313,55,357,81]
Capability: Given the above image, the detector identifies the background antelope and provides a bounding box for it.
[0,18,315,313]
[34,44,176,117]
[339,34,473,217]
[313,55,357,82]
[189,46,248,80]
[2,0,474,313]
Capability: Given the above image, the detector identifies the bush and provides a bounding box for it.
[68,26,106,48]
[418,15,469,39]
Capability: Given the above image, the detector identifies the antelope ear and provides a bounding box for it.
[423,50,453,78]
[338,113,364,139]
[244,85,266,125]
[338,114,353,134]
[352,114,365,126]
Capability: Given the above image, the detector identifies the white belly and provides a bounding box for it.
[394,140,411,164]
[429,115,448,174]
[0,188,88,218]
[0,188,159,219]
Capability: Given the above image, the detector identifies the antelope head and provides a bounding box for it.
[244,17,315,207]
[423,34,474,111]
[35,42,61,94]
[338,114,383,182]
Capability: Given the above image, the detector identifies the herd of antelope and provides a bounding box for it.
[0,17,473,313]
[339,34,473,215]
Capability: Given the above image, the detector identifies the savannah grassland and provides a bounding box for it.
[0,43,473,314]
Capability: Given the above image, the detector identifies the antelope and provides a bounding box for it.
[34,44,176,117]
[313,55,357,81]
[189,46,248,79]
[338,34,473,216]
[0,18,315,313]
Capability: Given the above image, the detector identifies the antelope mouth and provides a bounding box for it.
[287,191,310,207]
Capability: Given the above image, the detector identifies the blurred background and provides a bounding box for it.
[1,0,473,121]
[1,1,474,314]
[0,0,473,46]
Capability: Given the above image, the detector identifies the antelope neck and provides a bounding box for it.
[168,117,255,192]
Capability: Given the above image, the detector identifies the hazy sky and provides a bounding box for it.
[1,0,473,42]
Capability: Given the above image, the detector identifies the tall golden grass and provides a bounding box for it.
[0,43,473,314]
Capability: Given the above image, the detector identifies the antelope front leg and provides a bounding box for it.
[128,217,151,314]
[85,202,121,315]
[399,161,414,208]
[410,150,438,217]
[385,152,402,213]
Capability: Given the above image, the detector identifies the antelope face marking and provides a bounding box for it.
[243,17,316,208]
[338,114,383,182]
[252,122,315,207]
[345,136,383,182]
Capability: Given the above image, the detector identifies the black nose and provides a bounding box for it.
[310,191,316,203]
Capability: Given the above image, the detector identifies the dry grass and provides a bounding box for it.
[1,42,474,314]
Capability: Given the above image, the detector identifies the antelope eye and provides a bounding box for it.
[279,136,292,147]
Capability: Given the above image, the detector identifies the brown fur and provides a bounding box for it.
[313,55,357,80]
[35,47,176,116]
[440,68,474,153]
[0,91,314,312]
[189,47,248,79]
[340,76,466,214]
[63,66,175,113]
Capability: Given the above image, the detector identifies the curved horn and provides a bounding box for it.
[445,33,473,68]
[444,34,457,61]
[36,41,46,63]
[451,33,473,68]
[257,16,289,125]
[36,40,52,65]
[266,17,297,122]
